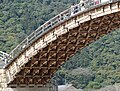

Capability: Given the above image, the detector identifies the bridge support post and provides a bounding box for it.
[0,69,58,91]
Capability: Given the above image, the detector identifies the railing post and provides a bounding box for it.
[4,57,7,64]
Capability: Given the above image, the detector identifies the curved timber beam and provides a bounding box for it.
[4,0,120,87]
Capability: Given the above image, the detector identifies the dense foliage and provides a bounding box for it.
[0,0,79,53]
[0,0,120,90]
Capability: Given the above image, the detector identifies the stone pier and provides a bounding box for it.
[0,69,58,91]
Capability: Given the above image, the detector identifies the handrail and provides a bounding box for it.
[7,0,118,63]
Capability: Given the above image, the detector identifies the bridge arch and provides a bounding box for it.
[3,0,120,87]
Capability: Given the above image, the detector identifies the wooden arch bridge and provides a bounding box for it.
[1,0,120,87]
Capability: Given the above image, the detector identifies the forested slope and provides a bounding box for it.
[0,0,79,52]
[0,0,120,90]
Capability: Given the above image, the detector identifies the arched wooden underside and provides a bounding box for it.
[8,13,120,86]
[7,3,120,86]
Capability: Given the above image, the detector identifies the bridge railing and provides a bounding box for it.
[9,9,71,60]
[8,0,118,63]
[0,51,11,64]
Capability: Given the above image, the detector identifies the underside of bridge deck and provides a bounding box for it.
[7,11,120,86]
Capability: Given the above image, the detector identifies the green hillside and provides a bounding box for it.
[0,0,120,90]
[0,0,79,53]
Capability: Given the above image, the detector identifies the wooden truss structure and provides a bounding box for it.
[4,1,120,87]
